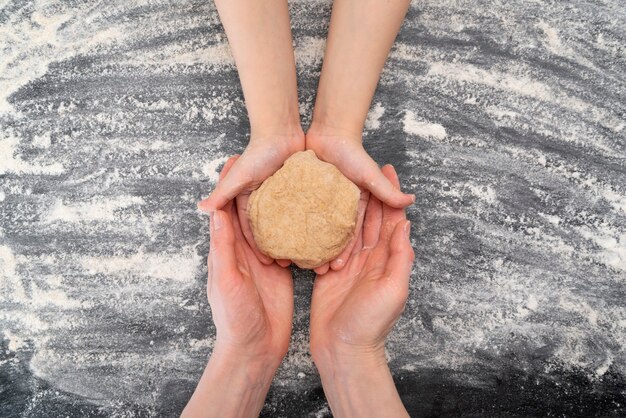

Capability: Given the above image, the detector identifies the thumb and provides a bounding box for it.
[355,153,414,209]
[209,210,237,278]
[199,160,252,212]
[384,220,414,294]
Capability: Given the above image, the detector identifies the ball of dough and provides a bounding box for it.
[248,150,360,269]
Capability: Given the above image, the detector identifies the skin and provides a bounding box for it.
[184,162,414,417]
[190,1,416,416]
[198,0,414,274]
[310,165,414,418]
[307,0,413,274]
[197,0,305,265]
[182,156,294,418]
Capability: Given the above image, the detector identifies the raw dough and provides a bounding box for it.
[248,150,360,269]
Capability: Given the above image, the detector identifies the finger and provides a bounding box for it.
[382,163,400,189]
[218,155,241,214]
[219,155,240,180]
[198,155,240,212]
[206,253,214,299]
[314,263,330,275]
[236,194,273,265]
[363,193,383,249]
[230,196,246,241]
[384,220,414,293]
[354,153,414,209]
[209,210,237,280]
[276,259,291,268]
[380,165,408,240]
[198,157,253,212]
[330,190,369,271]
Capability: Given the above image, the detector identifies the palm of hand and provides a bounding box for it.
[310,165,414,355]
[200,134,304,265]
[209,220,293,357]
[305,128,414,274]
[207,157,294,359]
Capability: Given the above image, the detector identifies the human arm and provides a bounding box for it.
[311,0,411,136]
[183,157,294,417]
[306,0,413,273]
[309,165,414,417]
[198,0,304,264]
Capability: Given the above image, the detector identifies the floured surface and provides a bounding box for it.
[248,151,359,269]
[1,0,625,416]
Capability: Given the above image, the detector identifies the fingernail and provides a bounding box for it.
[410,194,416,203]
[214,211,223,230]
[404,221,411,239]
[335,258,344,267]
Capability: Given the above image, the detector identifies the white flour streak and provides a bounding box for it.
[189,337,214,351]
[365,102,385,130]
[46,196,145,223]
[123,42,235,68]
[29,283,91,309]
[0,245,25,301]
[294,36,326,68]
[577,226,626,272]
[403,110,447,139]
[427,61,592,115]
[0,1,124,114]
[202,156,229,183]
[0,136,65,175]
[80,246,201,282]
[4,330,26,352]
[32,132,52,148]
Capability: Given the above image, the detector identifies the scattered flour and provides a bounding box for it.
[29,283,92,309]
[4,330,26,352]
[202,156,229,183]
[0,135,65,175]
[189,337,214,351]
[46,195,145,223]
[294,36,326,68]
[0,245,26,300]
[577,226,626,272]
[403,110,447,140]
[537,21,575,58]
[365,102,385,130]
[0,2,124,114]
[80,246,201,282]
[32,132,52,148]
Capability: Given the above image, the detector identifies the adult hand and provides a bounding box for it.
[306,125,414,274]
[183,156,294,418]
[207,155,294,361]
[309,164,414,418]
[198,133,304,266]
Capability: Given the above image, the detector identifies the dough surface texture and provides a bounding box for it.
[248,150,360,269]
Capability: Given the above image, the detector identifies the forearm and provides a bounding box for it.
[214,0,301,137]
[312,0,410,136]
[313,347,409,418]
[182,346,280,418]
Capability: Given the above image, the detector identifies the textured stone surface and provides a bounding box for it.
[249,150,359,269]
[1,0,625,416]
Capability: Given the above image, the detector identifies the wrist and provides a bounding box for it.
[250,119,305,142]
[311,341,387,378]
[182,342,281,418]
[307,120,362,144]
[249,125,305,153]
[312,342,408,418]
[212,341,284,377]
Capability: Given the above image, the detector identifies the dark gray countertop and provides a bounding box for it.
[1,0,625,416]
